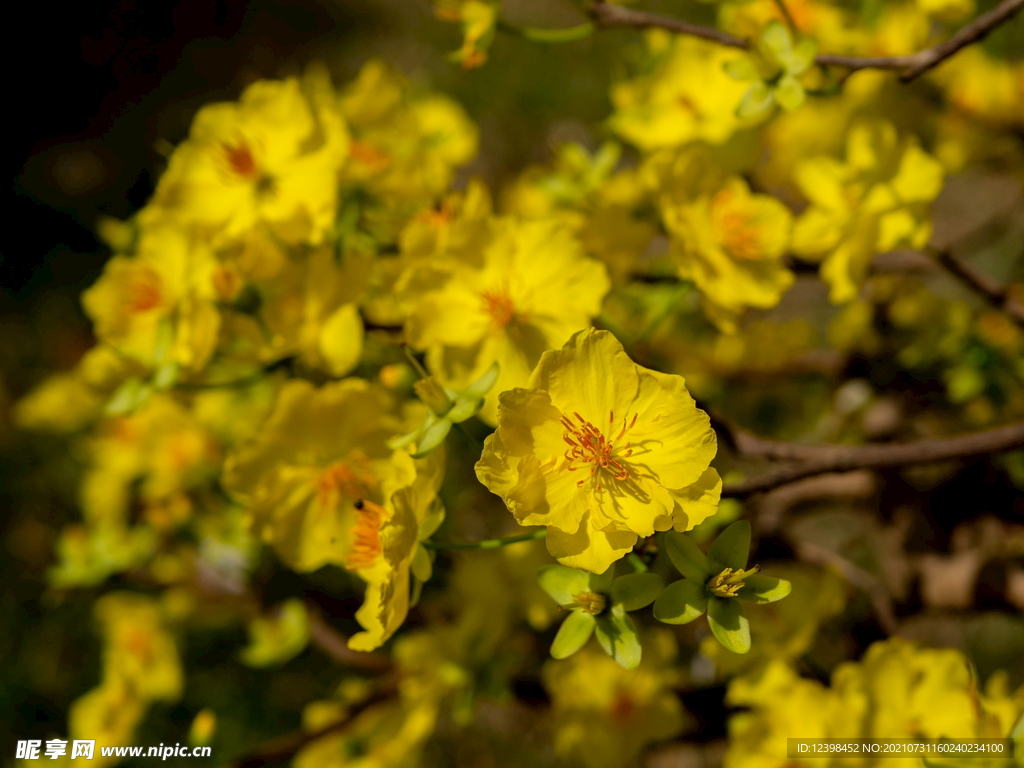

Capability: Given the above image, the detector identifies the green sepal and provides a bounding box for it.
[410,575,424,608]
[590,563,616,593]
[538,564,591,606]
[106,377,152,416]
[708,520,751,572]
[610,572,664,611]
[723,56,760,82]
[411,544,433,583]
[653,579,708,624]
[595,607,642,670]
[707,597,751,654]
[410,417,452,458]
[663,531,712,581]
[775,74,806,111]
[152,361,179,390]
[790,37,817,74]
[736,81,774,118]
[737,574,791,604]
[550,610,596,659]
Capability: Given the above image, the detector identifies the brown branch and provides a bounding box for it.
[721,420,1024,497]
[306,604,393,672]
[934,251,1024,328]
[225,682,398,768]
[589,2,750,49]
[588,0,1024,82]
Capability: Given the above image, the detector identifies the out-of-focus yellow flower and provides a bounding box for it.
[543,630,688,768]
[83,223,220,373]
[239,598,310,667]
[146,77,349,245]
[659,147,794,332]
[934,48,1024,129]
[95,592,183,702]
[403,217,610,425]
[917,0,974,22]
[791,120,944,303]
[80,394,219,530]
[609,32,754,151]
[718,0,867,55]
[435,0,500,69]
[476,329,720,573]
[223,379,444,649]
[48,525,155,589]
[68,678,146,768]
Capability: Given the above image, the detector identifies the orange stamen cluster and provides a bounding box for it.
[480,289,517,328]
[125,266,163,313]
[346,499,384,570]
[317,453,377,511]
[712,188,762,261]
[223,141,257,178]
[561,410,637,491]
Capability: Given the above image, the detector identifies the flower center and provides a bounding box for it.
[316,452,377,511]
[610,690,636,725]
[480,288,518,328]
[711,188,763,261]
[561,410,637,492]
[707,565,761,598]
[346,499,384,570]
[125,266,163,314]
[569,590,607,616]
[349,141,390,168]
[224,142,257,178]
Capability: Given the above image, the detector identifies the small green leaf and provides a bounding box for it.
[590,562,616,593]
[791,37,818,74]
[595,607,642,669]
[411,544,433,583]
[551,610,596,659]
[447,395,483,424]
[708,520,751,572]
[462,361,500,400]
[538,564,592,606]
[737,574,792,604]
[410,417,452,458]
[611,572,665,611]
[663,531,712,581]
[707,597,751,654]
[736,82,775,118]
[653,579,708,624]
[774,74,806,111]
[761,20,793,60]
[722,56,760,82]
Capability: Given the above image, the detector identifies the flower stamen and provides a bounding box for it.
[561,410,637,490]
[346,499,385,570]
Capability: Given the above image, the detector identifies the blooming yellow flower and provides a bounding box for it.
[146,77,348,244]
[68,678,146,768]
[404,217,610,425]
[223,378,444,649]
[82,223,220,372]
[791,120,944,303]
[476,329,721,573]
[543,630,688,768]
[609,32,755,152]
[659,147,795,332]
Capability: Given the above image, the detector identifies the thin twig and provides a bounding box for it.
[934,250,1024,328]
[423,528,546,550]
[721,420,1024,497]
[793,540,899,634]
[772,0,799,34]
[305,606,393,672]
[588,0,1024,82]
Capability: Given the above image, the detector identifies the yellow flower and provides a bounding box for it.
[434,0,499,69]
[146,77,348,244]
[239,598,310,667]
[404,217,610,425]
[791,120,944,303]
[609,32,754,152]
[543,630,688,768]
[48,525,155,589]
[68,679,146,768]
[222,379,443,649]
[82,223,220,372]
[659,147,795,332]
[95,592,183,702]
[476,329,721,573]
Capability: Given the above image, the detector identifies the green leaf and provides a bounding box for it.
[653,579,708,624]
[736,82,774,118]
[410,417,452,458]
[447,396,483,424]
[707,597,751,654]
[791,37,818,74]
[708,520,751,572]
[538,564,592,606]
[737,574,792,604]
[411,544,433,583]
[589,562,616,593]
[462,361,500,400]
[595,607,642,669]
[611,572,665,611]
[663,531,712,581]
[722,56,760,82]
[774,74,806,111]
[551,610,596,659]
[761,20,793,60]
